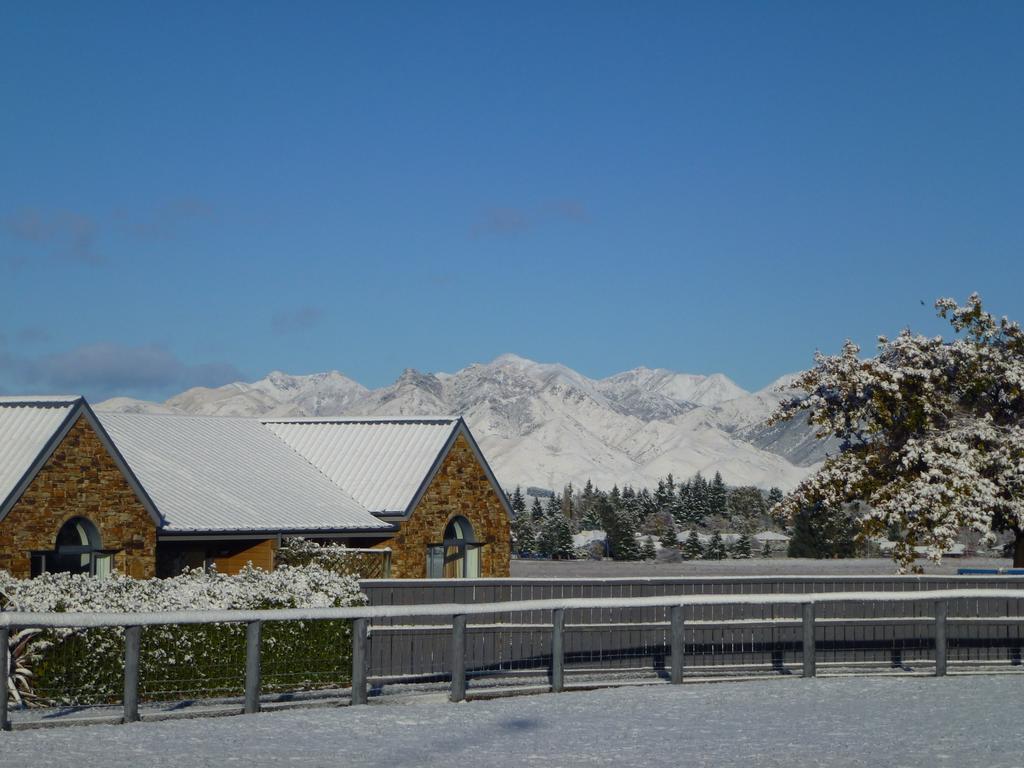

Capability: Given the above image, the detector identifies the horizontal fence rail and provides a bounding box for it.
[360,575,1024,683]
[3,586,1024,731]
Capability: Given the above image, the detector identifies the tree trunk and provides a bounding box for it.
[1015,533,1024,568]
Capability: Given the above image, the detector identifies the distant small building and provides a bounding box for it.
[872,538,966,558]
[753,530,791,546]
[0,396,511,580]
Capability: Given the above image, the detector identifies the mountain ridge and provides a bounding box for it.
[96,355,830,492]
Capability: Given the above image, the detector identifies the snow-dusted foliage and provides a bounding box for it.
[773,294,1024,570]
[275,537,390,578]
[0,565,366,706]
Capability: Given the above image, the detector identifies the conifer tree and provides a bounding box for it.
[681,530,704,560]
[530,496,544,522]
[710,472,728,518]
[675,480,693,525]
[539,510,575,559]
[599,496,640,560]
[657,520,679,550]
[511,514,536,557]
[510,486,526,518]
[705,530,727,560]
[640,537,657,560]
[545,493,562,519]
[578,480,598,527]
[561,483,575,523]
[731,532,753,559]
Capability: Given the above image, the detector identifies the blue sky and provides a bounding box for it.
[2,1,1022,401]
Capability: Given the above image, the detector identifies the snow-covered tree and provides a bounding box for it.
[509,486,526,518]
[731,532,753,559]
[705,531,727,560]
[709,472,728,518]
[511,513,537,556]
[727,486,768,524]
[600,497,640,560]
[538,510,575,559]
[640,537,657,560]
[773,294,1024,569]
[530,496,545,522]
[681,530,704,560]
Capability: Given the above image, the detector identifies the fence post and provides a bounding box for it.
[801,602,816,678]
[0,626,9,731]
[351,617,368,706]
[451,614,467,703]
[123,625,141,723]
[670,605,684,685]
[551,608,565,693]
[934,600,947,677]
[245,621,262,714]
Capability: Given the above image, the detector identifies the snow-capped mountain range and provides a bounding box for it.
[97,354,831,492]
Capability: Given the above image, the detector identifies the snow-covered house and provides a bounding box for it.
[0,396,511,580]
[871,538,966,558]
[753,530,791,552]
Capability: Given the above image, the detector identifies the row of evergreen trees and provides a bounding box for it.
[508,473,787,561]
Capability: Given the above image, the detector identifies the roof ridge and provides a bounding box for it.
[260,416,459,425]
[0,395,84,406]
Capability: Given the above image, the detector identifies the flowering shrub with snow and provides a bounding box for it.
[0,565,366,706]
[276,537,391,578]
[772,294,1024,571]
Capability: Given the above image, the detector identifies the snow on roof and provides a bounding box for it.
[261,417,460,515]
[754,530,791,542]
[0,397,81,515]
[97,413,390,533]
[873,538,966,556]
[573,529,607,547]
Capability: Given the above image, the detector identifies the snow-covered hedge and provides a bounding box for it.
[276,537,391,578]
[0,565,366,707]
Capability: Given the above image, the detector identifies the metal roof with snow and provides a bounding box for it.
[262,416,509,517]
[97,412,391,533]
[0,396,163,526]
[0,397,83,518]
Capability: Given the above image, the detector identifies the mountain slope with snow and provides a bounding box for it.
[97,355,826,491]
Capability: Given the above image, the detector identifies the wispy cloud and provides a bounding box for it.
[473,208,532,237]
[115,198,215,240]
[271,306,324,334]
[471,199,589,238]
[15,326,52,344]
[1,199,217,269]
[0,341,243,401]
[2,208,102,264]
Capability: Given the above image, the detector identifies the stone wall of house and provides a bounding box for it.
[385,434,511,579]
[0,415,157,578]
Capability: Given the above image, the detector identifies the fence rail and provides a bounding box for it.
[3,587,1024,731]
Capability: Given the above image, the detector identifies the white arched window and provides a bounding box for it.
[426,516,482,579]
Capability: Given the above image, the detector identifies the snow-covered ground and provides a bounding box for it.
[511,556,1015,578]
[3,676,1022,767]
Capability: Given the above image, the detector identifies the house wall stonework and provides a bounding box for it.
[0,415,157,579]
[384,434,511,579]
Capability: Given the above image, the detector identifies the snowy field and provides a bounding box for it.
[511,556,1014,578]
[3,676,1022,767]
